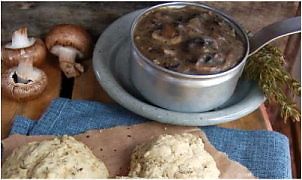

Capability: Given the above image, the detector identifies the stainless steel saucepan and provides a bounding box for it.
[130,2,301,113]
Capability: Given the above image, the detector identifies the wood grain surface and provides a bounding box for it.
[72,60,113,103]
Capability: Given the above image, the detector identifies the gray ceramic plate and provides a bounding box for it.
[92,9,266,126]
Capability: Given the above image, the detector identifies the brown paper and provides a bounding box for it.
[2,122,255,178]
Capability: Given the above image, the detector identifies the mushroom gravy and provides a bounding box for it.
[133,6,245,75]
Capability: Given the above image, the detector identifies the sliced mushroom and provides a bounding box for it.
[152,24,183,45]
[1,27,47,67]
[2,55,48,101]
[183,37,219,55]
[187,17,204,34]
[162,58,180,70]
[163,48,177,56]
[195,53,228,74]
[45,24,92,78]
[184,37,205,52]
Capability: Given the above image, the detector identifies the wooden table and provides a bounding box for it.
[1,55,273,138]
[1,1,299,177]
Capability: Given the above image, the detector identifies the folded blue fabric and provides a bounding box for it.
[9,98,291,178]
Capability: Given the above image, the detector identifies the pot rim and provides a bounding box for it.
[130,2,250,79]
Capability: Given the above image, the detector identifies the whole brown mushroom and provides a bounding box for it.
[2,67,47,101]
[2,27,48,101]
[1,27,47,67]
[2,52,48,101]
[45,24,92,78]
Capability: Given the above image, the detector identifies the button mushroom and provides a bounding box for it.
[1,27,47,67]
[45,24,92,78]
[2,51,48,101]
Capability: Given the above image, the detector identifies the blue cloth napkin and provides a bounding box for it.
[9,98,291,178]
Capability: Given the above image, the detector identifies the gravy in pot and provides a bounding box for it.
[133,5,245,75]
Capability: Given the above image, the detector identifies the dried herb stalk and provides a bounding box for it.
[243,45,301,122]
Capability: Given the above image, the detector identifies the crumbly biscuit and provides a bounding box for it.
[128,133,220,178]
[2,136,109,178]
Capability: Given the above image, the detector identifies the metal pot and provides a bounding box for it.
[130,2,301,113]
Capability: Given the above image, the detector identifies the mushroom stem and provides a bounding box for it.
[55,46,84,78]
[15,52,35,83]
[11,27,32,49]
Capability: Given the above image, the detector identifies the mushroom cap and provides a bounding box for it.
[1,38,47,68]
[2,67,48,101]
[45,24,92,59]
